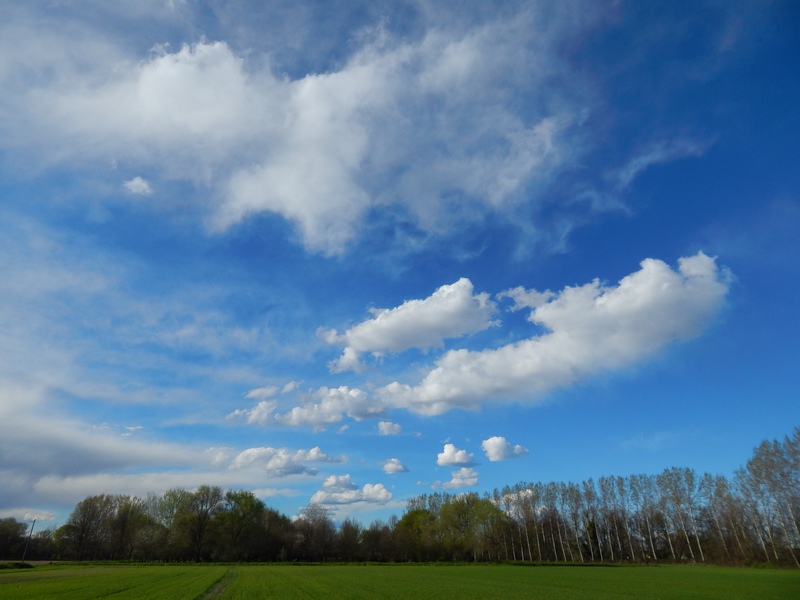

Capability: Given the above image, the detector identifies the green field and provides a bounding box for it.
[1,564,798,599]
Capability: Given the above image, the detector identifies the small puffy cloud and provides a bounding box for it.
[383,458,408,474]
[310,474,392,505]
[498,287,554,311]
[442,467,479,490]
[274,386,385,429]
[24,510,55,522]
[324,278,496,373]
[281,381,300,393]
[437,443,475,467]
[229,446,341,477]
[328,346,364,374]
[228,386,385,430]
[226,400,277,426]
[380,253,730,415]
[378,421,402,436]
[481,436,528,461]
[122,176,153,195]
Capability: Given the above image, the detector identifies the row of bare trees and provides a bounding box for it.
[395,428,799,566]
[4,428,797,565]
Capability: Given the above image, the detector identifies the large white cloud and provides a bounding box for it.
[324,278,496,373]
[381,253,730,415]
[0,5,601,255]
[249,252,730,424]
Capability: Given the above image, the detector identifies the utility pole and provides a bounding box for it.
[21,519,36,563]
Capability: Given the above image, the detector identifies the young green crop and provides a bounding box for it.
[2,564,799,599]
[215,564,800,600]
[0,565,228,600]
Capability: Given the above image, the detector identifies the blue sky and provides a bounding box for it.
[1,0,798,526]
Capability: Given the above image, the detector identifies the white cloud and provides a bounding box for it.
[328,346,364,374]
[310,474,392,505]
[442,467,479,490]
[245,386,279,400]
[381,253,730,415]
[1,7,601,255]
[275,386,385,429]
[281,381,300,394]
[481,436,528,461]
[498,287,554,311]
[378,421,402,436]
[437,443,475,466]
[227,400,277,426]
[325,278,496,373]
[229,446,342,476]
[123,176,153,195]
[383,458,408,474]
[613,139,712,190]
[229,385,388,430]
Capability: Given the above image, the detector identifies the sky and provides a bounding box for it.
[1,0,799,528]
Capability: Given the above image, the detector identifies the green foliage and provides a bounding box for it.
[0,518,28,559]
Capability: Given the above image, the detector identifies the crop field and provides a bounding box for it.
[1,563,798,599]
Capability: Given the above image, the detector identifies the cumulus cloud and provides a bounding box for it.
[226,400,277,426]
[228,446,342,476]
[123,176,153,195]
[380,253,730,415]
[442,467,479,490]
[378,421,402,436]
[482,436,528,461]
[437,443,475,466]
[275,386,385,429]
[383,458,408,474]
[310,474,392,505]
[325,278,496,373]
[227,385,385,430]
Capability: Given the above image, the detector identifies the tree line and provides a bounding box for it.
[2,427,797,566]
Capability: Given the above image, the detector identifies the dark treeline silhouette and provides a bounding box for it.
[3,428,798,566]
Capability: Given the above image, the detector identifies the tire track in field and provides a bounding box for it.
[197,567,236,600]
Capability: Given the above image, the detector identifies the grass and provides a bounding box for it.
[1,563,798,599]
[0,564,228,600]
